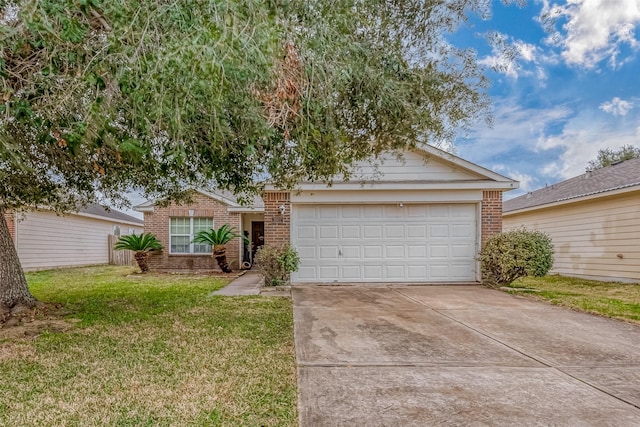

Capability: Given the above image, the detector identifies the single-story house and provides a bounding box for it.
[5,205,144,271]
[137,144,518,283]
[503,157,640,283]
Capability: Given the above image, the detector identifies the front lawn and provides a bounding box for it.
[0,266,297,426]
[510,275,640,323]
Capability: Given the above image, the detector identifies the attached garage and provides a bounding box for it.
[292,204,477,282]
[263,144,519,284]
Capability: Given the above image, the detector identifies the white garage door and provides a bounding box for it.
[292,204,478,283]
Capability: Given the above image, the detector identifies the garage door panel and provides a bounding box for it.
[298,246,317,259]
[430,245,449,258]
[385,265,405,279]
[452,224,473,237]
[342,246,361,259]
[319,246,339,259]
[408,245,428,258]
[386,245,404,258]
[363,225,383,238]
[319,266,340,279]
[452,244,475,258]
[408,265,428,279]
[385,225,405,238]
[319,226,338,238]
[429,224,449,238]
[364,265,383,279]
[292,204,477,283]
[363,245,383,259]
[407,225,427,238]
[341,225,360,239]
[363,206,384,219]
[297,266,318,280]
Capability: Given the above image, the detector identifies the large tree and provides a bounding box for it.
[587,145,640,171]
[1,0,508,311]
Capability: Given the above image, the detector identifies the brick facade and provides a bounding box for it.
[481,190,503,244]
[3,211,16,242]
[144,192,242,271]
[263,191,291,247]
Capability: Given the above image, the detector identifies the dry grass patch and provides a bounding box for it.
[0,266,297,426]
[510,275,640,323]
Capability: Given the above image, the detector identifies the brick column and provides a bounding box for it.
[481,190,503,244]
[4,211,16,243]
[263,191,291,247]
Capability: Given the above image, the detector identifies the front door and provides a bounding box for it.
[251,221,265,258]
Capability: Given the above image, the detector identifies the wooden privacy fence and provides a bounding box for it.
[108,234,136,266]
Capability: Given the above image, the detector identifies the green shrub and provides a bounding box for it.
[255,245,300,287]
[478,229,554,287]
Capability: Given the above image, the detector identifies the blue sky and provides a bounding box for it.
[451,0,640,199]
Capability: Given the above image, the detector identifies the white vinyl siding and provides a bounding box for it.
[292,204,477,283]
[503,192,640,282]
[15,211,143,271]
[170,217,213,254]
[348,151,484,182]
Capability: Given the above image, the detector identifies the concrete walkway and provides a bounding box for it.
[210,270,263,296]
[293,285,640,426]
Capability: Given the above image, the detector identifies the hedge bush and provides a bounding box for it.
[255,244,300,286]
[478,229,554,287]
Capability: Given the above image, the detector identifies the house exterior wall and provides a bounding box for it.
[4,211,15,242]
[15,211,143,271]
[144,193,242,271]
[348,150,483,181]
[263,191,291,247]
[503,190,640,282]
[481,190,503,244]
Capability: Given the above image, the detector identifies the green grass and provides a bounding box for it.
[0,266,297,426]
[510,275,640,323]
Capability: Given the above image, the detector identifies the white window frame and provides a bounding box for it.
[169,217,214,254]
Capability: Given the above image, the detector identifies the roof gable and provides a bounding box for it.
[504,157,640,213]
[284,144,518,191]
[135,189,264,212]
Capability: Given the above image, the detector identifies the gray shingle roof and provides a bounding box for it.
[503,157,640,213]
[80,204,144,225]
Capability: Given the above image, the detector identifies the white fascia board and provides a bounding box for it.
[74,212,144,227]
[503,185,640,217]
[135,205,154,213]
[291,181,518,191]
[291,189,484,204]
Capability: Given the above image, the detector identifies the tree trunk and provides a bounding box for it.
[0,211,37,309]
[213,244,231,273]
[135,252,150,273]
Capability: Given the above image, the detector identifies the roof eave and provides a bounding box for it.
[503,184,640,216]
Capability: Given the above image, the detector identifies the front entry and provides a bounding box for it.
[251,221,265,259]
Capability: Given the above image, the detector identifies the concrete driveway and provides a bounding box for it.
[293,285,640,426]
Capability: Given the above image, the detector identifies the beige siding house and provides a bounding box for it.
[503,158,640,283]
[7,205,144,271]
[138,145,519,283]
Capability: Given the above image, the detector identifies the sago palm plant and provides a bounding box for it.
[193,225,247,273]
[114,233,163,273]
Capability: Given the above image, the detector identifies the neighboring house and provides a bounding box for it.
[5,205,144,271]
[503,158,640,283]
[137,144,518,283]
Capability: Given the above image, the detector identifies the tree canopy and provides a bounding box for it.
[587,145,640,171]
[1,0,507,212]
[0,0,515,309]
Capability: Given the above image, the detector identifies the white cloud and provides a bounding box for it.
[541,0,640,68]
[536,110,640,178]
[599,97,634,116]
